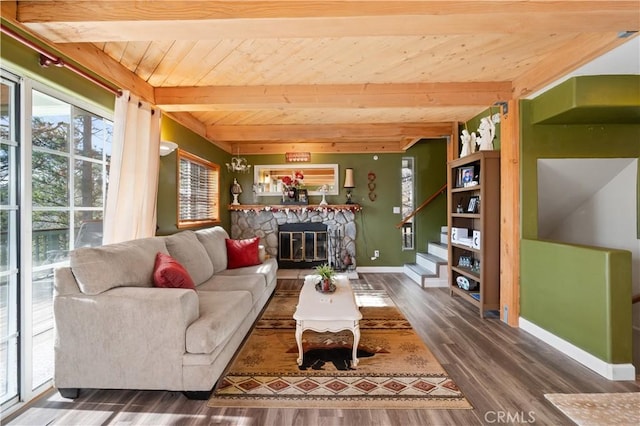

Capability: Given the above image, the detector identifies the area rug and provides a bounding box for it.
[208,287,472,409]
[545,393,640,425]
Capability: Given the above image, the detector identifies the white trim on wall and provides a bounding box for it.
[356,266,404,273]
[520,317,636,381]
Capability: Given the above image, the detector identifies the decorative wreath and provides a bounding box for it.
[367,171,377,202]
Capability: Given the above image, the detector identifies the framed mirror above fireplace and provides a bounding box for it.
[253,164,339,196]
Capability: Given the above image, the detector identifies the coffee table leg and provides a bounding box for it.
[295,322,304,366]
[351,323,360,367]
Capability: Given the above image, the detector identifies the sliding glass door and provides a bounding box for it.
[30,89,112,389]
[1,69,113,413]
[0,73,19,406]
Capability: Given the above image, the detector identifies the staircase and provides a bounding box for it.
[403,226,449,288]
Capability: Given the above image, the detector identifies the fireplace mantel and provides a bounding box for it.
[228,204,362,213]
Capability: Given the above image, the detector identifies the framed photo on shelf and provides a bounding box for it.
[467,196,480,213]
[297,189,308,204]
[457,166,475,187]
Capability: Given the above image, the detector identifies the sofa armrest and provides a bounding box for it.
[54,287,199,390]
[54,266,81,296]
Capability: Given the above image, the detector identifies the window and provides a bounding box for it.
[177,149,220,228]
[401,157,415,250]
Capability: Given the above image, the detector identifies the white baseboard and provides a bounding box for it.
[519,317,636,381]
[356,266,404,273]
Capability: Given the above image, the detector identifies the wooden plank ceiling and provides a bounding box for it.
[4,1,639,154]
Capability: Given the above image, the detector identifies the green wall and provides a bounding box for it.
[521,239,632,363]
[230,140,448,267]
[520,75,640,364]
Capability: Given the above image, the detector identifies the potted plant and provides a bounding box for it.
[315,263,336,292]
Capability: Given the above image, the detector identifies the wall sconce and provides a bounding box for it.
[285,152,311,162]
[159,140,178,156]
[344,168,355,204]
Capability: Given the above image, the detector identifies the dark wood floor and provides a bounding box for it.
[6,273,639,425]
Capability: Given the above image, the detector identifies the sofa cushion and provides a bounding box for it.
[226,237,261,269]
[195,227,229,273]
[165,231,214,285]
[153,252,196,290]
[70,237,168,295]
[197,275,266,304]
[217,257,278,288]
[186,290,253,354]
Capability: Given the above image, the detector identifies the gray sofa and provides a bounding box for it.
[53,226,277,399]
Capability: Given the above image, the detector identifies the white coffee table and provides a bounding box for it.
[293,274,362,367]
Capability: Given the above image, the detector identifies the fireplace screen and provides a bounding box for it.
[278,223,328,268]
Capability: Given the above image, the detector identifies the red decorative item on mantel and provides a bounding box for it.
[227,204,362,213]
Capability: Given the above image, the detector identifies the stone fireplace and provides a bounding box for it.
[229,205,360,271]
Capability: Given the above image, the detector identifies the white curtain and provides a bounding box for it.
[104,90,160,244]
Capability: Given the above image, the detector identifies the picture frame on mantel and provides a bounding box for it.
[297,189,309,204]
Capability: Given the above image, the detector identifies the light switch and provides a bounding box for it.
[393,207,400,214]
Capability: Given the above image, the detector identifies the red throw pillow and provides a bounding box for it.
[153,252,196,290]
[226,237,261,269]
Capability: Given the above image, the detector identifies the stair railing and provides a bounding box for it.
[395,183,447,229]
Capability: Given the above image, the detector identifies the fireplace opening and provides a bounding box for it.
[278,223,328,269]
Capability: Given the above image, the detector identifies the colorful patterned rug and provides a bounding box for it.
[208,287,472,409]
[545,393,640,425]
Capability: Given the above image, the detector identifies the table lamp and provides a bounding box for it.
[344,168,355,204]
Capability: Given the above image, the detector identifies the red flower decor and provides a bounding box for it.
[282,171,304,190]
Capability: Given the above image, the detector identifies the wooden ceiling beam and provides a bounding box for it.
[207,123,453,143]
[156,83,513,111]
[513,33,638,98]
[18,1,640,42]
[230,140,409,155]
[19,1,640,22]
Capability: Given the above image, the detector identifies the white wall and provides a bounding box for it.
[547,159,640,343]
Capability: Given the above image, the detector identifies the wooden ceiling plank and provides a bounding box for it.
[131,40,175,82]
[100,41,127,63]
[192,39,246,86]
[145,40,198,87]
[119,41,152,74]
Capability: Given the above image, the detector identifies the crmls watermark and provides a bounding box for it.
[484,411,536,424]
